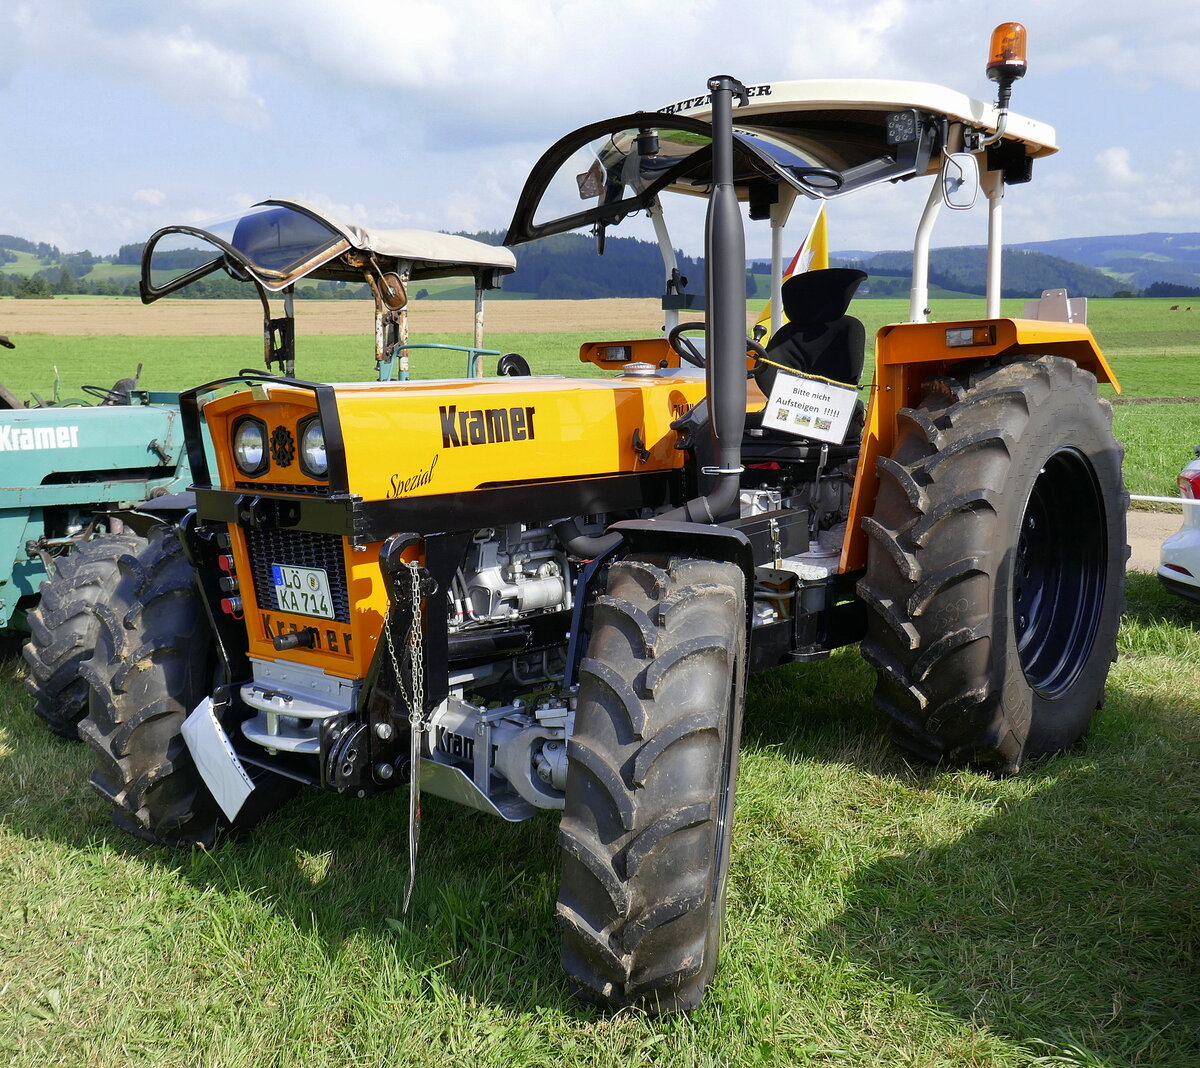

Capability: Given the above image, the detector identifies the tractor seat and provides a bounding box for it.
[744,267,868,467]
[741,406,864,482]
[754,267,868,395]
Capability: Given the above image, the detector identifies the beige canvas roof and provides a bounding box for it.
[264,198,516,275]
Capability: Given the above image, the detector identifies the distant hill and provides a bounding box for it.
[455,230,717,300]
[0,229,721,302]
[808,232,1200,298]
[2,228,1198,300]
[1009,232,1200,291]
[828,247,1123,299]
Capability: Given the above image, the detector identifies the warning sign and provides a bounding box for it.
[762,370,859,444]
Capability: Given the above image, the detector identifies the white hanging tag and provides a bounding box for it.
[762,369,858,444]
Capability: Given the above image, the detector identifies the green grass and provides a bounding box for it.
[0,331,617,402]
[4,296,1197,504]
[1114,406,1198,498]
[2,299,1199,1062]
[4,296,1198,396]
[79,263,140,283]
[2,250,49,274]
[3,572,1199,1066]
[0,256,140,283]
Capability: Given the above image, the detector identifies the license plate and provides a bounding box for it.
[271,563,334,620]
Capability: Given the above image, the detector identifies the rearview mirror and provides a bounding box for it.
[941,152,979,210]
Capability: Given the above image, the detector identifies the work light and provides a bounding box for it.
[299,416,328,478]
[232,417,268,476]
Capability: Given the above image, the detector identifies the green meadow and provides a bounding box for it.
[3,295,1196,497]
[1,296,1199,1066]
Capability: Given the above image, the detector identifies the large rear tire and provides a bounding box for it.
[79,527,295,846]
[860,356,1126,774]
[22,533,147,738]
[558,555,747,1012]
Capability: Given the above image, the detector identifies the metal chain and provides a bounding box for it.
[384,560,425,722]
[384,561,425,913]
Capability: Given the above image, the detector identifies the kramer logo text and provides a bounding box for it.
[0,425,79,451]
[439,405,536,448]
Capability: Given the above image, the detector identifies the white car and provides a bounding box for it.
[1159,449,1200,603]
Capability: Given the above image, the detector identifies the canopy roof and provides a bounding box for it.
[506,78,1056,246]
[141,198,514,302]
[294,200,516,275]
[659,78,1057,160]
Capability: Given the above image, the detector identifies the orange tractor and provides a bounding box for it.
[82,26,1124,1011]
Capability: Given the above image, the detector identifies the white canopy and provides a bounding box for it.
[662,78,1058,162]
[265,198,516,277]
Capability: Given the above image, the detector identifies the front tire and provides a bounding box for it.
[558,555,747,1012]
[860,356,1126,774]
[79,527,295,846]
[22,532,147,738]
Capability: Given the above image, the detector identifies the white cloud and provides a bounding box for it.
[1031,6,1200,90]
[0,0,1196,253]
[10,1,269,128]
[1097,147,1140,187]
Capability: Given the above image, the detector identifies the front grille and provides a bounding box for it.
[235,481,328,496]
[244,527,350,623]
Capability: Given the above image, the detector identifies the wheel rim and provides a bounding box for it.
[1012,447,1108,698]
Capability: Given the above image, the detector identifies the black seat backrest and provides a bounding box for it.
[757,268,868,394]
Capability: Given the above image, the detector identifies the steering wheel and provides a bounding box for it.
[668,322,770,369]
[667,321,708,367]
[745,337,769,363]
[81,377,137,406]
[793,167,844,193]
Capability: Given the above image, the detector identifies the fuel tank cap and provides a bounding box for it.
[620,362,658,377]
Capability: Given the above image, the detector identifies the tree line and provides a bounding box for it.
[0,232,1190,301]
[835,247,1126,298]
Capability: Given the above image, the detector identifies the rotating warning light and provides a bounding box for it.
[987,22,1028,83]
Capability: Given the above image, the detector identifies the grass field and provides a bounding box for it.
[2,573,1198,1067]
[3,295,1197,498]
[2,296,1200,1065]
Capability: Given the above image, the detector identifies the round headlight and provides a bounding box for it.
[300,417,328,478]
[232,418,267,476]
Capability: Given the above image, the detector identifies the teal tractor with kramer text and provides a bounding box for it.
[1,366,192,735]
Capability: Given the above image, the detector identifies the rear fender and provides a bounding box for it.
[843,318,1118,572]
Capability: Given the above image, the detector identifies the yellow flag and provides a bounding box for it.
[755,204,829,339]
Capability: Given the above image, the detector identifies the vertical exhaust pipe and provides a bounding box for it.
[556,76,751,557]
[698,74,750,522]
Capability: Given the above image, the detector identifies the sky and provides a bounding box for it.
[2,0,1197,263]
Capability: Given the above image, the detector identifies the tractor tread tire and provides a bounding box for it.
[558,555,746,1013]
[79,527,294,846]
[860,356,1126,774]
[22,533,148,738]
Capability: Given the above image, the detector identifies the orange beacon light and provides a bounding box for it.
[987,22,1028,84]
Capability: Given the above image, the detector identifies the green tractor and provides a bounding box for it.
[4,359,191,735]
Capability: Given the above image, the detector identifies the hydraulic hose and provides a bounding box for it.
[551,517,622,559]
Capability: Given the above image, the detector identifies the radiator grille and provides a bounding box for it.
[245,527,350,623]
[235,481,328,496]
